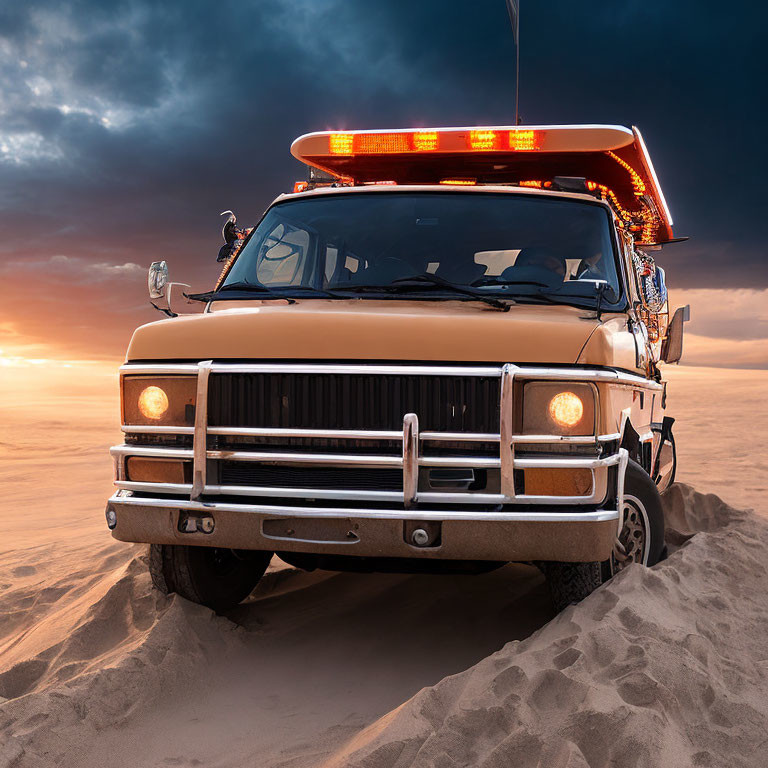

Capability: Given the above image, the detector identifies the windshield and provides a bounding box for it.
[221,191,623,308]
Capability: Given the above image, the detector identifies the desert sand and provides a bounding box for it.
[0,363,767,767]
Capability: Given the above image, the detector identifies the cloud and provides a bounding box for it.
[1,0,767,361]
[0,254,145,283]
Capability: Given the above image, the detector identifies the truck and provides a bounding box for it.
[107,124,687,612]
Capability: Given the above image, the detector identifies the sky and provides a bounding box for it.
[0,0,766,368]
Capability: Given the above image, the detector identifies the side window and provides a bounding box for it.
[256,222,310,286]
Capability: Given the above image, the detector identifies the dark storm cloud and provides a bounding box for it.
[0,0,765,350]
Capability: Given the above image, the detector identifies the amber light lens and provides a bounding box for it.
[524,468,592,497]
[548,391,584,428]
[122,376,197,426]
[522,382,595,436]
[126,457,191,484]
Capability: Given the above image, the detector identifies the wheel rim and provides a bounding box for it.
[612,494,650,573]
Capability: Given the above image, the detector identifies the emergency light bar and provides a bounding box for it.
[290,124,674,244]
[293,125,634,159]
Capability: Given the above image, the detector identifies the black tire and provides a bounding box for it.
[541,561,603,613]
[616,459,666,568]
[148,544,272,611]
[543,459,665,612]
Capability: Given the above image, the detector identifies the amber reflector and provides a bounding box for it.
[125,457,191,484]
[524,468,592,497]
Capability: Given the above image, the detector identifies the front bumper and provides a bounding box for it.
[106,493,621,562]
[109,361,653,562]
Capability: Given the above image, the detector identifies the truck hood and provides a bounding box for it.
[126,299,622,366]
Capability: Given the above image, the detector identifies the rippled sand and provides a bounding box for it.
[0,363,766,766]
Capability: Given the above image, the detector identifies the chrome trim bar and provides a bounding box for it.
[207,427,402,440]
[419,455,500,468]
[108,492,620,523]
[120,364,200,375]
[191,361,212,500]
[420,431,498,442]
[120,362,503,377]
[113,482,606,506]
[402,413,419,507]
[499,364,516,499]
[205,449,502,469]
[207,450,403,467]
[616,448,629,536]
[117,481,192,494]
[512,367,663,390]
[122,425,196,435]
[512,432,620,444]
[119,425,621,444]
[514,454,621,469]
[111,445,193,459]
[119,361,660,389]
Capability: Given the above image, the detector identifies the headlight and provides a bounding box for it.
[138,386,169,420]
[548,391,584,428]
[122,376,197,426]
[522,382,595,436]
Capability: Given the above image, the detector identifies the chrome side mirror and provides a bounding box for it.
[147,261,194,317]
[148,260,168,300]
[661,305,691,364]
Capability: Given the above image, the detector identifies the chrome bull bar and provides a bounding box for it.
[114,361,656,510]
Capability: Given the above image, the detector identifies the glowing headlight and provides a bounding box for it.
[521,382,595,436]
[138,386,169,420]
[548,391,584,428]
[122,375,196,426]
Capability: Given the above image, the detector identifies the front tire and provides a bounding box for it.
[148,544,272,611]
[544,459,665,612]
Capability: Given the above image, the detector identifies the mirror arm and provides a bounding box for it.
[150,301,177,318]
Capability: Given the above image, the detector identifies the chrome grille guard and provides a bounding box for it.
[112,362,660,523]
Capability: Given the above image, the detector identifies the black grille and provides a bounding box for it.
[210,435,498,456]
[219,462,403,491]
[208,373,500,432]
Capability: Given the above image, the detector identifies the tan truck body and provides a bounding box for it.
[107,126,679,577]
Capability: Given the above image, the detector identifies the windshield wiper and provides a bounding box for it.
[470,277,619,314]
[514,289,619,314]
[341,273,510,311]
[188,281,297,304]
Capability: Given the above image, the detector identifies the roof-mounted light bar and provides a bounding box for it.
[288,124,674,243]
[293,125,634,160]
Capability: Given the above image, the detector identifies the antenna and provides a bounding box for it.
[504,0,521,124]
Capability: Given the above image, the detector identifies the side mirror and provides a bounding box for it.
[639,263,668,313]
[147,261,195,317]
[661,305,691,363]
[148,260,168,300]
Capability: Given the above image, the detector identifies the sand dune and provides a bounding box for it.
[2,363,768,766]
[1,486,767,767]
[322,485,768,768]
